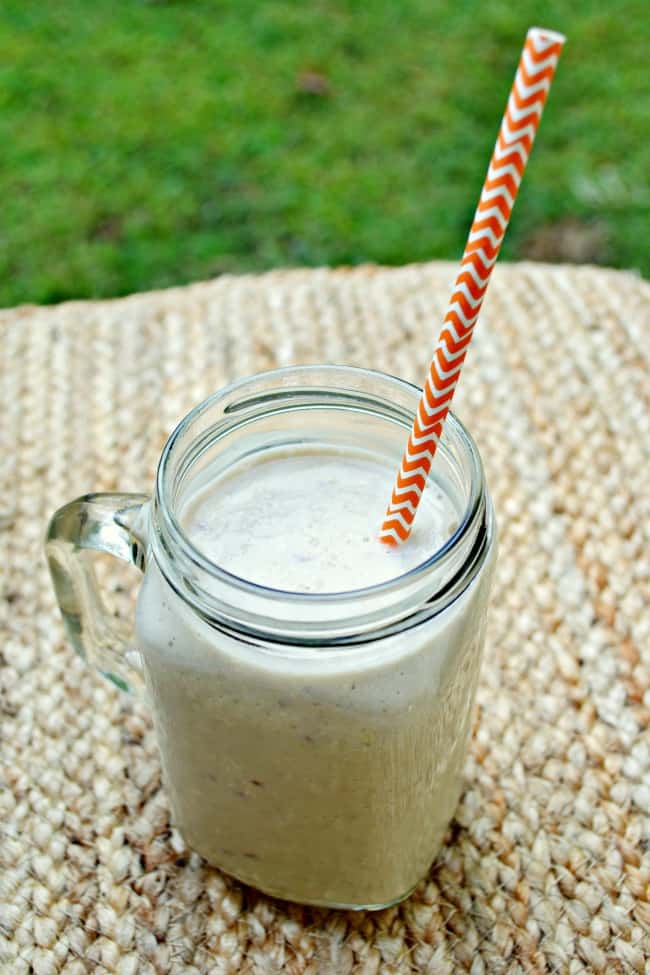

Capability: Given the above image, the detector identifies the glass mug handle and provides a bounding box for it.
[46,493,150,692]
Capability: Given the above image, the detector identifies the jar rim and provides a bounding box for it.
[152,365,494,644]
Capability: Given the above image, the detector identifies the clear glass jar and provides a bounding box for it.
[47,365,496,909]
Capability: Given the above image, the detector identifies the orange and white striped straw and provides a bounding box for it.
[380,26,565,545]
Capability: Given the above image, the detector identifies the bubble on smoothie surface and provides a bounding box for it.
[181,449,458,593]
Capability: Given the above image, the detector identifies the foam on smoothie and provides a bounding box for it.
[181,448,459,592]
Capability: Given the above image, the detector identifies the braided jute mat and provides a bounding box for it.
[1,261,649,975]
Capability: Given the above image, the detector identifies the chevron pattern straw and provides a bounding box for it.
[380,27,565,546]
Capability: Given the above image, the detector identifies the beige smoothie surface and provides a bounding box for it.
[181,449,458,592]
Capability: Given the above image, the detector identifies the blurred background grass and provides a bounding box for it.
[1,0,648,307]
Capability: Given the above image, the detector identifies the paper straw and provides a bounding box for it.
[380,27,565,545]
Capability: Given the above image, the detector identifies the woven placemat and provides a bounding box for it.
[1,262,648,974]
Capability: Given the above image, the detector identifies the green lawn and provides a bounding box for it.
[1,1,648,307]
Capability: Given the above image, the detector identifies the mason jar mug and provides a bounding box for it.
[46,365,497,910]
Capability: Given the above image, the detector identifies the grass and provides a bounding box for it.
[0,0,648,307]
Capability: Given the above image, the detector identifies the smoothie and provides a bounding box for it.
[182,450,458,592]
[136,446,493,907]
